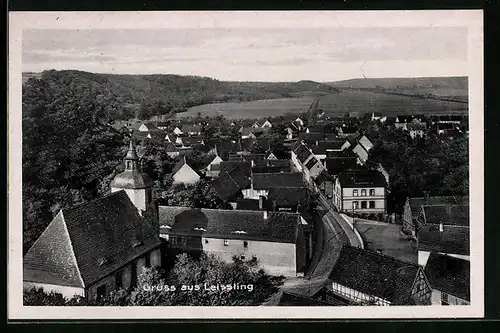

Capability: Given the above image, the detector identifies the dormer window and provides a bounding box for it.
[126,160,132,170]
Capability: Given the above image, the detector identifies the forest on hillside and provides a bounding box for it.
[22,70,337,121]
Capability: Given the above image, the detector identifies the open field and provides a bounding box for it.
[316,89,468,117]
[355,221,417,263]
[176,97,316,119]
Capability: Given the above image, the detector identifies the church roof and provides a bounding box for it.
[110,138,153,189]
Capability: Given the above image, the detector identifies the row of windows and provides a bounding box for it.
[352,201,376,209]
[219,239,248,248]
[353,189,376,196]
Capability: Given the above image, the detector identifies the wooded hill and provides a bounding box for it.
[22,70,337,121]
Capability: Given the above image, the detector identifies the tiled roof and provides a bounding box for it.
[165,142,178,152]
[172,156,187,174]
[329,245,421,304]
[340,126,359,134]
[158,207,301,244]
[304,156,319,170]
[214,140,240,159]
[295,144,313,163]
[180,136,204,146]
[220,161,252,177]
[211,172,242,201]
[325,157,358,175]
[228,168,251,189]
[311,140,346,154]
[141,123,159,131]
[409,196,469,217]
[314,170,332,186]
[256,138,271,151]
[421,205,469,226]
[297,132,325,145]
[252,163,291,174]
[24,191,161,287]
[252,172,304,190]
[241,127,263,136]
[234,199,264,211]
[267,187,311,207]
[338,169,387,188]
[418,224,469,256]
[424,252,470,301]
[228,154,267,162]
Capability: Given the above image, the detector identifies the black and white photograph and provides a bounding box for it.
[8,10,484,319]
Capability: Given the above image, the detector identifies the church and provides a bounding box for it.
[23,138,162,301]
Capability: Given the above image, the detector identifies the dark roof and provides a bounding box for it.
[395,116,415,123]
[158,207,301,244]
[424,252,470,301]
[165,142,178,152]
[305,156,319,170]
[240,127,263,136]
[295,144,313,163]
[421,205,469,226]
[180,136,204,146]
[256,138,271,151]
[297,132,325,145]
[220,161,252,177]
[211,172,242,201]
[329,246,421,304]
[228,167,251,189]
[418,224,469,256]
[338,169,387,188]
[234,199,263,211]
[314,170,332,186]
[325,157,358,176]
[141,123,159,131]
[252,160,291,174]
[228,153,267,162]
[24,191,161,287]
[172,156,188,174]
[340,126,359,134]
[311,140,347,154]
[267,187,311,207]
[252,172,304,190]
[436,123,457,130]
[214,140,239,159]
[409,196,469,217]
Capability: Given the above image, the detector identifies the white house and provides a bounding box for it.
[172,156,200,185]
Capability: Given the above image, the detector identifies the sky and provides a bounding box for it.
[22,26,468,82]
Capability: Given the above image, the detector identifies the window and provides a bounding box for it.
[353,201,359,209]
[223,239,229,246]
[252,255,258,262]
[353,190,358,197]
[369,201,376,209]
[240,255,245,260]
[96,284,107,300]
[361,201,367,209]
[145,253,151,268]
[243,241,248,248]
[361,189,367,196]
[115,272,123,289]
[126,161,132,169]
[369,189,375,196]
[441,292,450,305]
[205,239,209,244]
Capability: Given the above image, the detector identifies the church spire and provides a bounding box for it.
[124,135,139,171]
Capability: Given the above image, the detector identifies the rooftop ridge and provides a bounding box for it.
[61,190,127,214]
[341,244,421,268]
[159,205,301,216]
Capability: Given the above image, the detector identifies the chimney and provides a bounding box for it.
[439,222,444,232]
[259,196,264,210]
[263,211,268,220]
[424,191,430,204]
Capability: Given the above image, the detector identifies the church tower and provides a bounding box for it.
[110,137,153,215]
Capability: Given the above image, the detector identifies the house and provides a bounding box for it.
[252,159,291,174]
[155,121,169,130]
[291,141,314,172]
[172,156,200,185]
[328,246,432,305]
[297,132,326,146]
[209,140,240,160]
[417,204,470,230]
[261,120,273,129]
[252,122,261,128]
[332,169,387,213]
[357,134,374,152]
[350,142,370,164]
[165,142,180,158]
[228,154,267,164]
[325,151,358,176]
[211,167,251,202]
[435,123,460,136]
[267,186,311,212]
[311,140,350,161]
[220,161,252,177]
[303,156,326,183]
[182,124,202,136]
[173,126,183,135]
[423,252,470,306]
[232,198,266,211]
[204,155,224,178]
[338,126,359,137]
[394,116,416,130]
[417,222,470,266]
[314,170,334,196]
[177,135,204,148]
[239,127,264,139]
[23,191,162,300]
[267,152,278,160]
[164,133,178,143]
[158,207,310,277]
[138,123,159,132]
[294,117,305,129]
[402,195,469,235]
[408,123,426,139]
[243,172,304,199]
